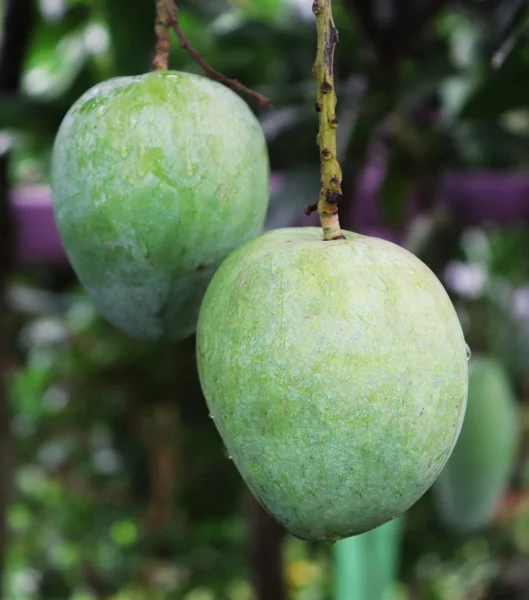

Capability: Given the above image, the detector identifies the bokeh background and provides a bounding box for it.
[2,0,529,598]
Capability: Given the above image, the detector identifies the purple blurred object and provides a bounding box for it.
[11,185,67,266]
[270,172,285,196]
[351,162,387,229]
[442,171,529,228]
[349,161,405,243]
[9,170,529,267]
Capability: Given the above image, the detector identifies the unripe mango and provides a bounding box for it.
[433,355,520,534]
[197,227,469,541]
[51,71,270,341]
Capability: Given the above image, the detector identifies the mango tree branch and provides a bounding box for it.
[153,0,272,108]
[313,0,344,240]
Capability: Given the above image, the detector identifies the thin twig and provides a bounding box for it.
[162,0,272,108]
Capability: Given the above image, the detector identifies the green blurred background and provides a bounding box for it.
[2,0,529,598]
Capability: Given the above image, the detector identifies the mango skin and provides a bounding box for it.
[196,227,469,541]
[50,70,270,341]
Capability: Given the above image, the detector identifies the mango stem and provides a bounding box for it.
[313,0,344,241]
[152,0,172,72]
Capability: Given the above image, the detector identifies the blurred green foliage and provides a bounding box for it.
[4,0,529,598]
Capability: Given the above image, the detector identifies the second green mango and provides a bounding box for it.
[433,355,520,534]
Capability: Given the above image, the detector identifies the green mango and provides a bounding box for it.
[433,355,520,534]
[196,227,468,542]
[50,70,270,341]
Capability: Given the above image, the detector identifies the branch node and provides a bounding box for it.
[325,188,342,204]
[321,80,333,93]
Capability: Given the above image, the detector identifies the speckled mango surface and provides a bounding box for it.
[50,70,270,341]
[196,227,469,541]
